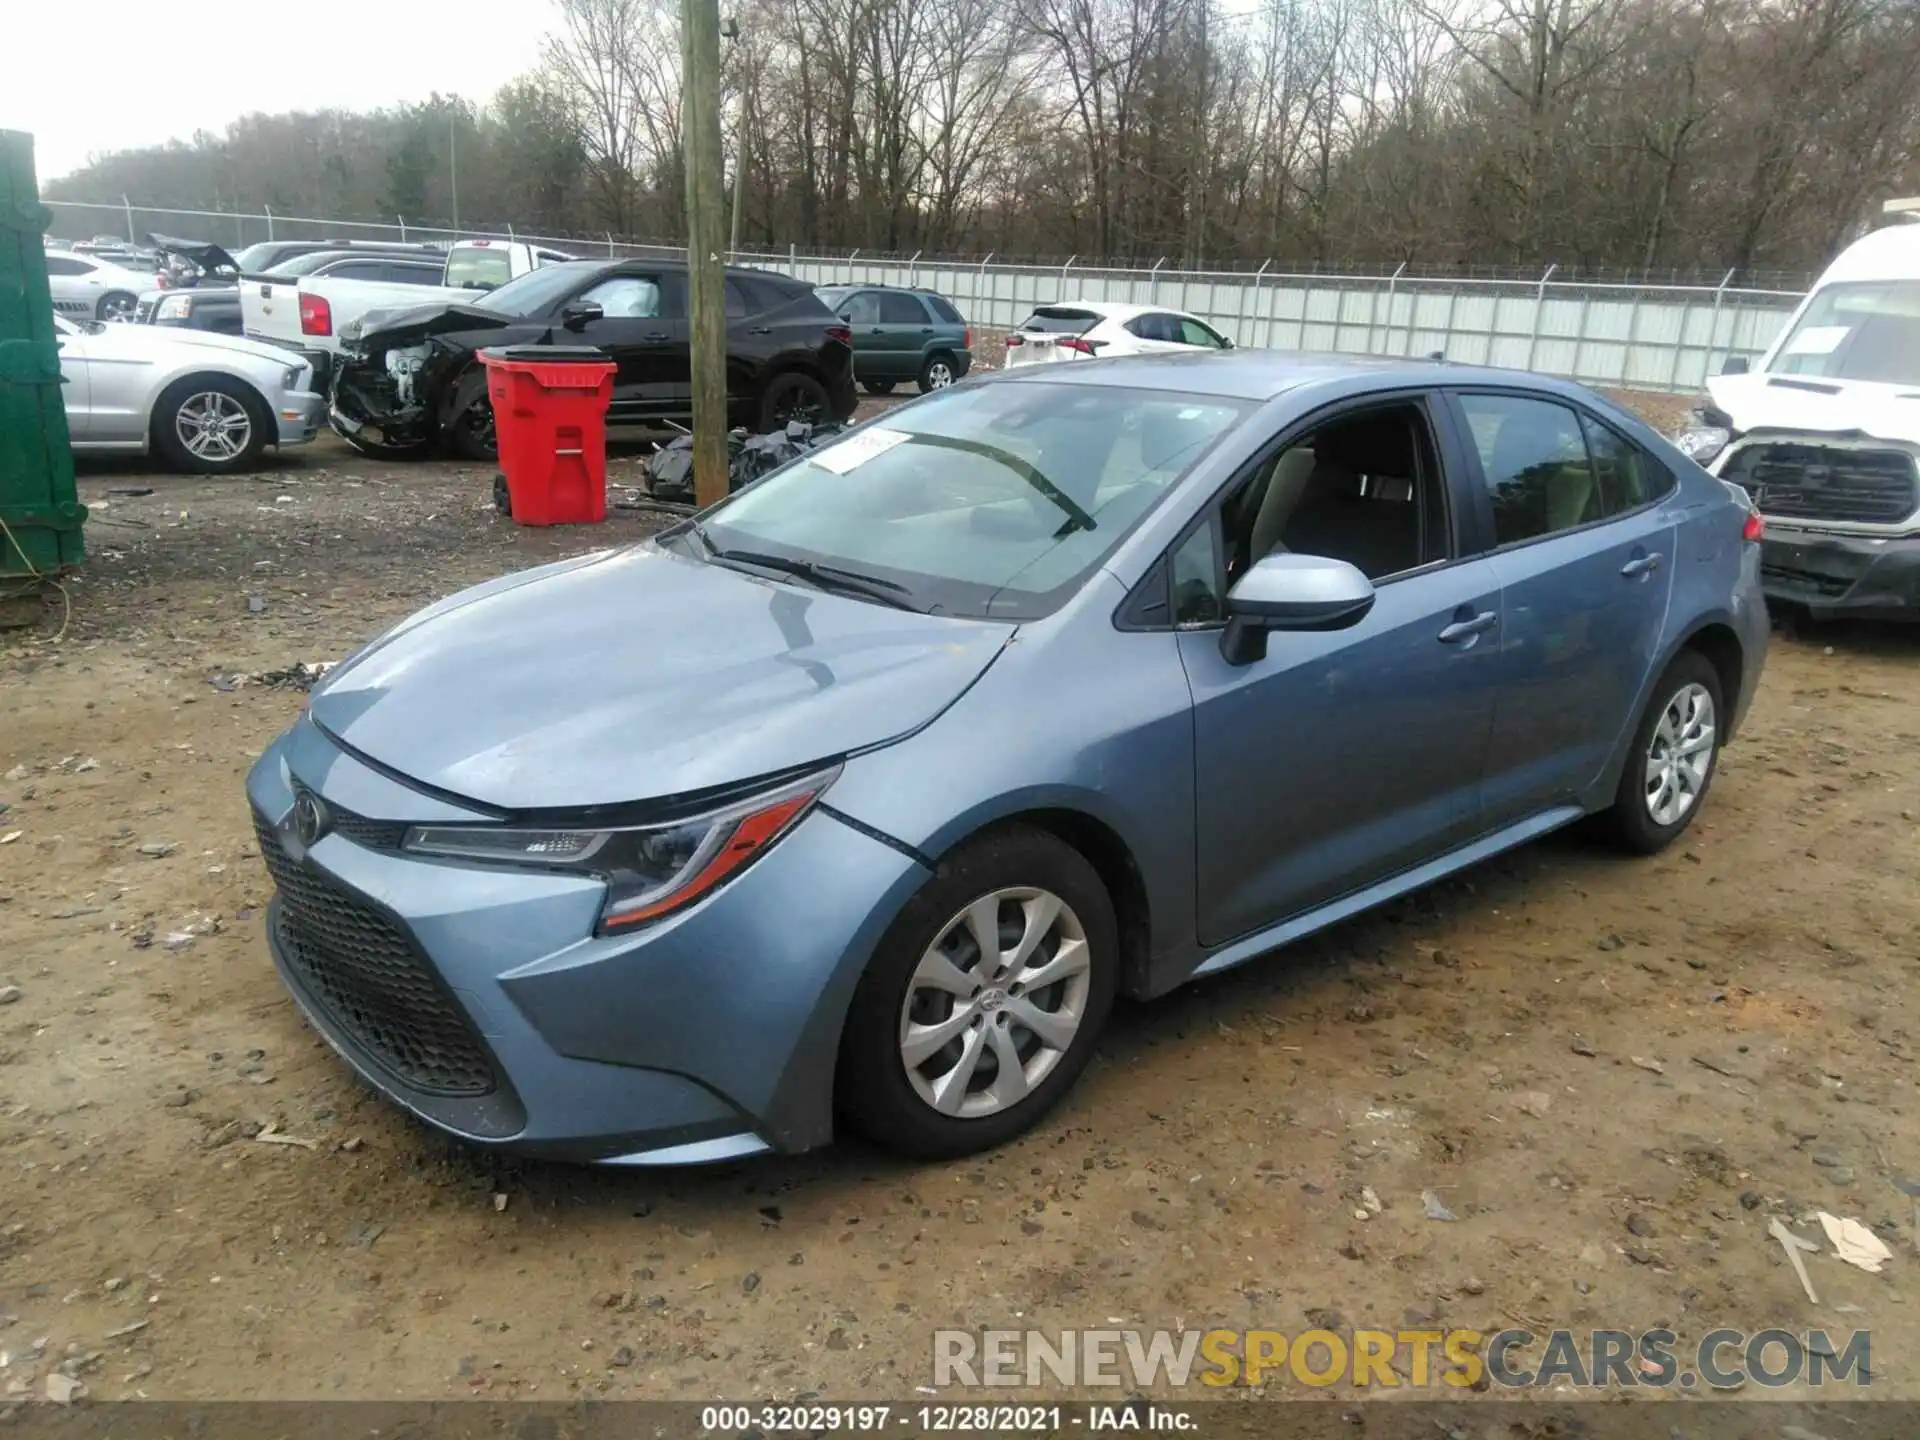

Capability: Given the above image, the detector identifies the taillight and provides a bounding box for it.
[1061,337,1105,355]
[153,274,172,290]
[826,324,852,345]
[1004,334,1023,348]
[1743,509,1764,544]
[299,292,332,337]
[962,326,972,349]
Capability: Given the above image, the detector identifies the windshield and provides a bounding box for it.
[263,251,357,277]
[815,285,852,311]
[693,382,1250,620]
[1770,280,1920,386]
[471,262,603,317]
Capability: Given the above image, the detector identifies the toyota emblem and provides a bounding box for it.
[291,792,329,846]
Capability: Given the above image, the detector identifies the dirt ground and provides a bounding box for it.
[3,392,1919,1409]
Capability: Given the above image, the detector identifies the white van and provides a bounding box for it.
[1674,214,1920,620]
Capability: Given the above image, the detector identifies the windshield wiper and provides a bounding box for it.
[695,532,922,611]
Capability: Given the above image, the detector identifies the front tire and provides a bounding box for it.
[446,369,497,462]
[838,825,1117,1159]
[1602,650,1724,854]
[97,290,137,323]
[151,375,270,474]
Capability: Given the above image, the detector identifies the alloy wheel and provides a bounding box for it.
[1644,681,1715,826]
[898,887,1092,1118]
[925,360,955,389]
[174,391,253,464]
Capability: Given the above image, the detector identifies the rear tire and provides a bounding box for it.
[151,375,270,474]
[1601,650,1724,854]
[863,379,896,396]
[837,825,1117,1159]
[757,372,831,432]
[918,352,958,393]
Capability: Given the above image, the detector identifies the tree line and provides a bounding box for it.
[43,0,1920,284]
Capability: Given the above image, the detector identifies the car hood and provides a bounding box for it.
[145,233,238,274]
[308,544,1015,811]
[352,302,516,348]
[1709,372,1920,447]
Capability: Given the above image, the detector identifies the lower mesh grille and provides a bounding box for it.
[254,813,495,1097]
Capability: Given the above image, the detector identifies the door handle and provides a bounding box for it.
[869,326,885,334]
[644,331,669,342]
[1438,610,1498,644]
[748,325,771,335]
[920,327,934,334]
[1620,552,1663,578]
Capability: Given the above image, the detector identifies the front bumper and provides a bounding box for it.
[245,717,927,1163]
[247,333,333,391]
[274,388,324,448]
[1759,527,1920,620]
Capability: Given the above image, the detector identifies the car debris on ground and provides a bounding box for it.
[645,421,846,503]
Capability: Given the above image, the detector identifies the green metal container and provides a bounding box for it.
[0,129,86,590]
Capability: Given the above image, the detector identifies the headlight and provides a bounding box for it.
[401,768,835,932]
[1671,422,1730,466]
[156,294,192,320]
[284,364,307,391]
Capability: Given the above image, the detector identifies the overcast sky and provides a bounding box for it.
[4,0,557,181]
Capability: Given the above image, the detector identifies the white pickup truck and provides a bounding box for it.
[241,239,574,388]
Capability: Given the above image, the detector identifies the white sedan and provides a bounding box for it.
[45,250,165,322]
[55,315,324,473]
[1002,300,1235,366]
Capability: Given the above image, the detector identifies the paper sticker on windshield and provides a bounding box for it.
[1784,325,1849,357]
[810,427,911,474]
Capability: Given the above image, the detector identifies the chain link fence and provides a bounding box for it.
[46,198,1805,396]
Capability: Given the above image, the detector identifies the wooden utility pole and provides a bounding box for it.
[682,0,729,508]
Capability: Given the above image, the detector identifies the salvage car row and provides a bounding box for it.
[47,220,1920,620]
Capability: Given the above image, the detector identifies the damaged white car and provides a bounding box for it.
[1675,220,1920,620]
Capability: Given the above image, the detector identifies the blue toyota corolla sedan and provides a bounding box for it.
[246,351,1769,1164]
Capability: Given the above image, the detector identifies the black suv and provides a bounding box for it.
[330,258,858,461]
[813,284,973,395]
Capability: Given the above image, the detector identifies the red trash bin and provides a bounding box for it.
[479,345,617,526]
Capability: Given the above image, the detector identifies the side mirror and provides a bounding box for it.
[1220,336,1235,350]
[1721,356,1749,376]
[561,302,604,331]
[838,313,852,323]
[1219,553,1376,665]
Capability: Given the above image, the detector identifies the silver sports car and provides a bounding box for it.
[55,315,324,473]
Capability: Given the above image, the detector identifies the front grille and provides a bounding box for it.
[292,783,408,851]
[254,813,495,1097]
[1761,564,1853,599]
[1724,444,1919,526]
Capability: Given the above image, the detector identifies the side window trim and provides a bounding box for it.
[1114,388,1464,633]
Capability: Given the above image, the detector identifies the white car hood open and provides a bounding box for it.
[1709,372,1920,447]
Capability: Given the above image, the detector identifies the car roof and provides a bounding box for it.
[1028,300,1184,322]
[1816,222,1920,285]
[982,348,1605,404]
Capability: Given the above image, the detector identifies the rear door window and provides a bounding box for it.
[1581,414,1674,512]
[1457,394,1604,545]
